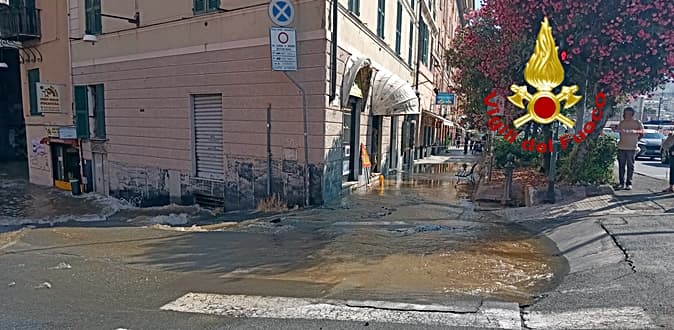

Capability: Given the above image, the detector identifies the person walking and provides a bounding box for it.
[463,133,470,155]
[613,107,644,190]
[661,133,674,193]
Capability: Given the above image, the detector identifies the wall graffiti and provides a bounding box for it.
[29,138,50,172]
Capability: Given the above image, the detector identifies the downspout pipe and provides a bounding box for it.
[330,0,338,102]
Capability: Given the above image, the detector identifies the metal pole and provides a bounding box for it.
[284,72,310,207]
[267,103,272,196]
[658,97,663,130]
[545,122,559,203]
[639,96,645,122]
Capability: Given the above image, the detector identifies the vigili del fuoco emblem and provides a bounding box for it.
[508,17,582,129]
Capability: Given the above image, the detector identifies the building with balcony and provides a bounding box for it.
[64,0,470,210]
[2,0,78,190]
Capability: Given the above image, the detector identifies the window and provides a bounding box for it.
[395,2,402,55]
[348,0,360,15]
[74,84,105,139]
[27,68,39,115]
[377,0,385,39]
[420,20,429,66]
[92,84,106,139]
[408,22,414,66]
[193,0,220,15]
[85,0,101,35]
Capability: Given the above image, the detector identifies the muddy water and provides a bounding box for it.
[215,162,565,304]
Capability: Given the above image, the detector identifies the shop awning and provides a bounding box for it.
[341,56,372,107]
[370,69,420,116]
[423,110,453,126]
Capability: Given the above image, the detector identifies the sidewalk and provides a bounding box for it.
[488,168,674,329]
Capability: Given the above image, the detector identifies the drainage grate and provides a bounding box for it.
[193,193,224,209]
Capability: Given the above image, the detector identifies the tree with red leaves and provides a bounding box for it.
[448,0,674,179]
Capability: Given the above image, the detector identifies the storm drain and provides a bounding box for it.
[194,193,225,209]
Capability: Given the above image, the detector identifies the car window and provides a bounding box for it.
[643,132,664,139]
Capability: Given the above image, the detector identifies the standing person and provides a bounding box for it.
[661,133,674,193]
[613,107,644,190]
[463,133,470,154]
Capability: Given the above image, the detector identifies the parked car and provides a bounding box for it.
[636,129,665,160]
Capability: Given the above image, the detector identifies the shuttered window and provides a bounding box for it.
[74,86,90,139]
[28,68,39,115]
[192,94,224,180]
[420,20,429,66]
[93,84,105,139]
[85,0,101,35]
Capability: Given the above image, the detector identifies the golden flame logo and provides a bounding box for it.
[508,17,582,128]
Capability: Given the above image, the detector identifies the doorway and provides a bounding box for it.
[0,47,27,177]
[50,143,81,190]
[370,116,383,173]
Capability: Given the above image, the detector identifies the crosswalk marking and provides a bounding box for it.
[161,293,522,329]
[161,293,655,329]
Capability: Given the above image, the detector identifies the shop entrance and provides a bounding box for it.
[0,47,27,176]
[50,143,81,190]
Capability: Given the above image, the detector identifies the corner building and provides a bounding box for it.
[68,0,468,209]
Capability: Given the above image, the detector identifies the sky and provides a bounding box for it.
[474,0,482,10]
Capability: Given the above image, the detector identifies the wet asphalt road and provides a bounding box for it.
[0,155,565,329]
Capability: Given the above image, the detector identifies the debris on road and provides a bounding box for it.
[35,281,52,289]
[8,281,16,287]
[50,262,72,270]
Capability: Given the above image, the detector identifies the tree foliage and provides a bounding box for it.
[449,0,674,179]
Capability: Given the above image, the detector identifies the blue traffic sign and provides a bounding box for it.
[436,92,455,105]
[269,0,294,27]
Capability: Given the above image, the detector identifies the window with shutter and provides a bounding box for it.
[408,22,414,66]
[93,84,106,139]
[75,86,90,139]
[28,68,39,115]
[348,0,360,16]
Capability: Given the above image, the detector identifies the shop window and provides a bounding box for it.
[194,0,220,15]
[28,68,39,115]
[85,0,102,35]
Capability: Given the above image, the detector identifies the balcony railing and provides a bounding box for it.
[0,6,41,41]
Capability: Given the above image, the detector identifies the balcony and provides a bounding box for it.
[0,6,41,42]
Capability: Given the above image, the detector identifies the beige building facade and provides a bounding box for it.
[63,0,469,209]
[1,0,78,190]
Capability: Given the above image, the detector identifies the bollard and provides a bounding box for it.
[502,153,516,206]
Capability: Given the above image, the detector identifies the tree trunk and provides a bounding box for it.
[542,124,551,174]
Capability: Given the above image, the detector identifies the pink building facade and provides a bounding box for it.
[64,0,469,210]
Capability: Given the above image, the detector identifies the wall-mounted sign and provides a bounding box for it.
[270,27,297,71]
[435,92,455,105]
[46,127,59,137]
[58,127,77,139]
[37,83,65,113]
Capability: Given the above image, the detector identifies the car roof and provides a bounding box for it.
[643,129,661,133]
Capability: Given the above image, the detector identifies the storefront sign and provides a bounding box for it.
[58,127,77,139]
[46,127,59,137]
[435,92,455,105]
[37,83,65,113]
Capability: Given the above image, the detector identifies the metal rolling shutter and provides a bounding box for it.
[193,94,224,180]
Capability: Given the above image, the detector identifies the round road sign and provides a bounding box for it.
[269,0,294,27]
[277,32,289,44]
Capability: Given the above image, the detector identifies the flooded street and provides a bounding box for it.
[0,159,566,306]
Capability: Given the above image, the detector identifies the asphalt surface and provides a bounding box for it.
[632,158,670,181]
[2,154,674,329]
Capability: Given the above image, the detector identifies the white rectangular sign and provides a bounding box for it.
[270,27,297,71]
